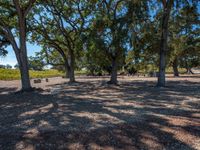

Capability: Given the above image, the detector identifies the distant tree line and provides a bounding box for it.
[0,64,12,69]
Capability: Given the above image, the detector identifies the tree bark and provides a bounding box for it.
[64,58,70,78]
[157,0,173,87]
[18,13,32,91]
[158,48,166,86]
[68,49,75,83]
[172,57,179,77]
[109,58,118,84]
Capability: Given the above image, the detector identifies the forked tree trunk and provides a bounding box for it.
[172,57,179,77]
[157,0,173,87]
[109,58,118,84]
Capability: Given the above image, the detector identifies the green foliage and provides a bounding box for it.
[81,35,111,75]
[168,4,200,68]
[125,1,200,75]
[30,0,93,70]
[91,0,132,61]
[0,36,9,57]
[28,55,45,71]
[1,0,199,80]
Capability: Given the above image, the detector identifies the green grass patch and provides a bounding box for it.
[0,67,187,80]
[75,70,87,76]
[0,69,21,80]
[137,67,186,74]
[30,69,64,79]
[166,67,186,74]
[0,69,64,80]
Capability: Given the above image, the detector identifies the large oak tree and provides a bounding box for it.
[0,0,36,91]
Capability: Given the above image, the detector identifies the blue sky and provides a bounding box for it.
[0,43,41,67]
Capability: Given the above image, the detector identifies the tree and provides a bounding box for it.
[5,64,12,69]
[157,0,174,86]
[14,63,19,69]
[28,55,45,71]
[126,2,159,75]
[36,46,67,72]
[0,36,9,56]
[0,0,36,91]
[90,0,139,84]
[0,64,6,69]
[31,0,92,83]
[81,36,111,76]
[168,4,199,76]
[157,0,199,86]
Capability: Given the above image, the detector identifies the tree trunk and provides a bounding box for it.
[172,57,179,77]
[68,65,75,83]
[68,50,75,83]
[64,58,70,78]
[158,49,166,86]
[157,0,173,87]
[185,61,194,74]
[186,67,194,74]
[18,14,32,91]
[64,63,70,78]
[109,58,118,84]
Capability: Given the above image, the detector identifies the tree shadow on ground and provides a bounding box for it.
[167,75,200,79]
[0,87,17,94]
[0,78,199,150]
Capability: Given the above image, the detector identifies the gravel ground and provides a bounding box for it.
[0,75,200,150]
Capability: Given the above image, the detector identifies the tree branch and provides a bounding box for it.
[24,0,37,16]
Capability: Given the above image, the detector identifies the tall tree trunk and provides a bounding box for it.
[172,57,179,77]
[68,50,75,83]
[18,14,32,91]
[157,0,173,87]
[109,58,118,84]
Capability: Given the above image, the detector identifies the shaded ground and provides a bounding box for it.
[0,75,200,150]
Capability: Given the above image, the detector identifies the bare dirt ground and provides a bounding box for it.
[0,75,199,150]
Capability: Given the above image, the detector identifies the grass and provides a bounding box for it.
[0,69,88,80]
[166,67,186,74]
[0,67,187,80]
[75,70,87,76]
[0,69,64,80]
[137,67,186,74]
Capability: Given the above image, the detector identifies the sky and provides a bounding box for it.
[0,43,41,67]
